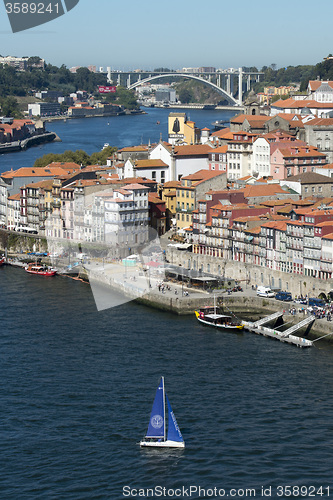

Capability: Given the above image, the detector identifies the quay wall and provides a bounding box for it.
[0,230,47,253]
[0,132,59,154]
[167,248,333,300]
[86,267,333,342]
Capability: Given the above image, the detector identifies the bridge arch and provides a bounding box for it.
[128,73,238,105]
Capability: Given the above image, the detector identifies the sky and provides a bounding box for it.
[0,0,333,71]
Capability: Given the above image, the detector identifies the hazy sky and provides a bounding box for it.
[0,0,332,71]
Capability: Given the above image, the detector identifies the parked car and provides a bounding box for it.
[257,286,275,298]
[275,291,292,301]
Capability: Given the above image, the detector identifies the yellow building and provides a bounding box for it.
[168,112,200,145]
[161,180,181,229]
[176,178,195,234]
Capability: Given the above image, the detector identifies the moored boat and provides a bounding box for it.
[140,376,185,448]
[0,256,5,266]
[25,263,56,276]
[195,296,243,331]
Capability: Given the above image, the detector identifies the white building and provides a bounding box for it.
[104,184,149,248]
[149,142,212,181]
[251,137,271,177]
[0,178,7,226]
[308,81,333,102]
[7,193,20,230]
[121,159,169,184]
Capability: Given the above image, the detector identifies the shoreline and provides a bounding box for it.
[4,256,332,345]
[0,131,59,154]
[41,108,146,123]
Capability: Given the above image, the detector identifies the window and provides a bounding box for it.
[152,171,156,181]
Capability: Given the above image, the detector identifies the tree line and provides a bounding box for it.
[33,146,118,168]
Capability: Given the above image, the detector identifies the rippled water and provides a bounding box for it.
[1,266,333,499]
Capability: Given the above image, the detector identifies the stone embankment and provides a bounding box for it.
[0,131,60,154]
[166,247,333,301]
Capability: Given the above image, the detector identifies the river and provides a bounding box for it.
[0,107,237,174]
[1,265,333,499]
[2,108,333,499]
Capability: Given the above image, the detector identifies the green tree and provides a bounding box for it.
[178,87,194,103]
[107,86,138,110]
[0,96,23,117]
[90,146,117,165]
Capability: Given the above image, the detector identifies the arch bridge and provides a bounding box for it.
[129,73,238,105]
[108,68,263,106]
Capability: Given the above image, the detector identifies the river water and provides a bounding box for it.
[1,109,333,499]
[0,107,236,174]
[1,266,333,499]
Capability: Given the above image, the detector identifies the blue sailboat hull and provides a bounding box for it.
[140,439,185,448]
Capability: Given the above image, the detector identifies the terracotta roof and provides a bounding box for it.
[2,166,69,179]
[259,199,295,207]
[163,181,181,188]
[308,80,333,91]
[134,159,168,169]
[322,232,333,240]
[230,114,271,124]
[209,144,228,153]
[285,172,333,184]
[8,193,20,200]
[148,193,165,204]
[273,98,333,109]
[316,221,333,227]
[46,162,80,172]
[24,179,54,189]
[305,117,333,127]
[173,144,213,156]
[114,188,132,195]
[277,146,325,158]
[210,127,231,138]
[243,184,289,198]
[118,145,149,152]
[122,183,147,190]
[260,220,288,230]
[276,205,293,214]
[181,169,224,183]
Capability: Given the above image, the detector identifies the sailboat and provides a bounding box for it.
[140,377,185,448]
[195,295,243,331]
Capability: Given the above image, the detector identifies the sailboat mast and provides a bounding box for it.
[162,376,166,441]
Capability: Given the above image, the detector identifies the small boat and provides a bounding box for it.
[0,256,5,266]
[195,296,243,331]
[25,263,56,276]
[140,377,185,448]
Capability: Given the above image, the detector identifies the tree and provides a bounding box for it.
[178,88,194,103]
[0,96,22,117]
